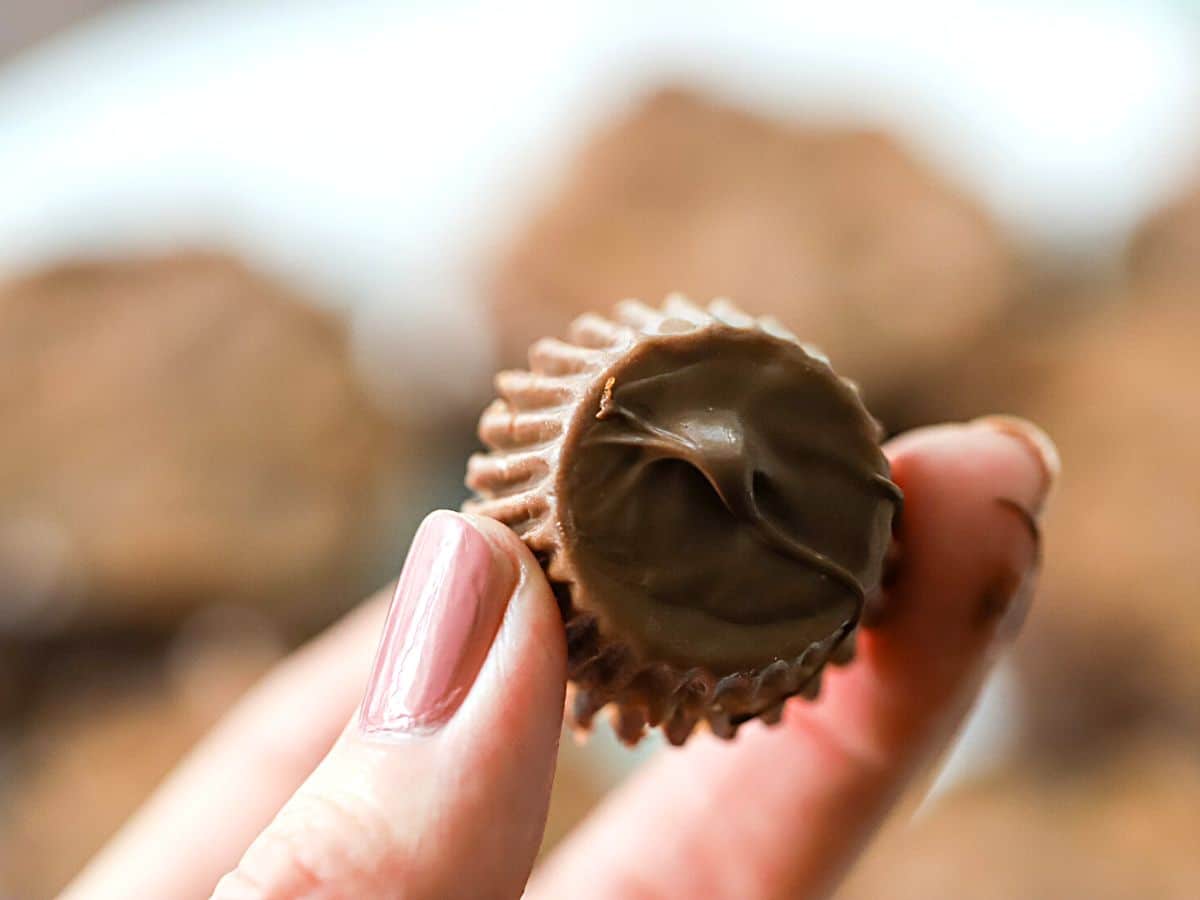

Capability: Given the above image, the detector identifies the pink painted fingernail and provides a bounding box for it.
[359,511,516,737]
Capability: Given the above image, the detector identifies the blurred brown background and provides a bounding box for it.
[1,2,1198,897]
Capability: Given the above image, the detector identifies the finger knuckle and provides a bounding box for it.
[213,792,404,899]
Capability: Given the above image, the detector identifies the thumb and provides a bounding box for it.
[213,511,567,900]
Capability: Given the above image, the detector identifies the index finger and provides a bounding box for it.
[528,417,1056,900]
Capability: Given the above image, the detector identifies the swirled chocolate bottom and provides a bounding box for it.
[562,325,897,675]
[467,298,899,743]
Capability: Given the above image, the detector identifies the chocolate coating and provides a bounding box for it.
[466,298,900,743]
[561,326,897,674]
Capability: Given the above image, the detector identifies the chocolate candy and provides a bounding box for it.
[488,88,1016,429]
[467,297,899,744]
[0,252,402,636]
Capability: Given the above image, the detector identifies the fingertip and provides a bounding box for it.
[413,510,566,797]
[881,422,1046,629]
[823,417,1053,760]
[460,509,529,561]
[970,415,1060,511]
[461,511,550,592]
[460,510,566,665]
[885,417,1057,523]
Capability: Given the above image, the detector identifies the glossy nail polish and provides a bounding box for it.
[359,511,516,737]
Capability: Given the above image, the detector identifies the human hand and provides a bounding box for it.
[65,417,1056,900]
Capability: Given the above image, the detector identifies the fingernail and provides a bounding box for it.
[976,499,1042,645]
[359,511,516,737]
[972,416,1060,514]
[977,561,1038,647]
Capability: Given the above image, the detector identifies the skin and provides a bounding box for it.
[64,418,1056,900]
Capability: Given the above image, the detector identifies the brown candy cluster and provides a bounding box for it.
[466,297,899,744]
[489,88,1016,428]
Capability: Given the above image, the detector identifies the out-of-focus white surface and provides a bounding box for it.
[922,661,1023,808]
[1,0,1199,417]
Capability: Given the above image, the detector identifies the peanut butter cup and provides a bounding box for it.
[466,297,899,744]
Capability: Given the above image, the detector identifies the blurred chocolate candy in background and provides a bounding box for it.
[2,2,1200,897]
[0,252,404,639]
[1129,175,1200,298]
[490,87,1019,431]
